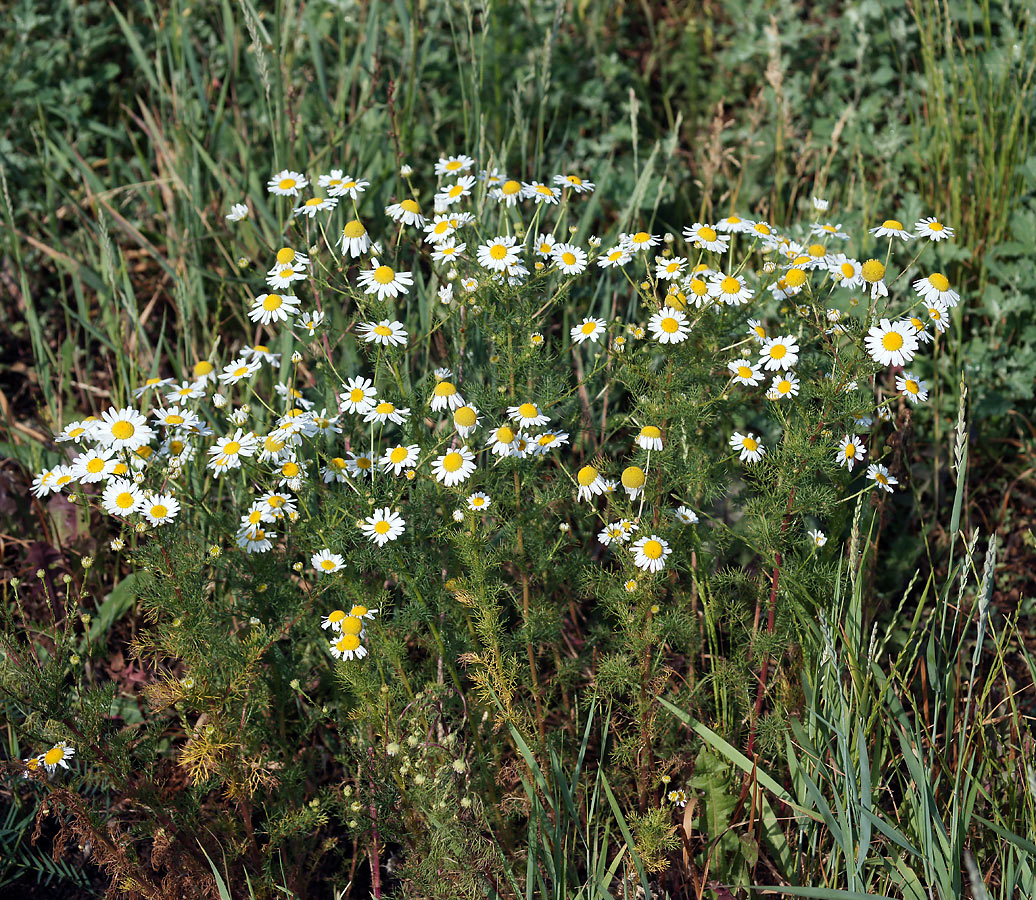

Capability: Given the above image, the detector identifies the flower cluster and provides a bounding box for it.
[32,153,957,664]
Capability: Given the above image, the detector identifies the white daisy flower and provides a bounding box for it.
[522,181,560,204]
[530,430,569,455]
[631,535,671,573]
[142,492,179,526]
[337,220,372,257]
[467,491,491,511]
[312,549,346,575]
[709,273,753,306]
[477,235,519,272]
[575,465,606,501]
[835,434,866,472]
[672,506,698,524]
[380,444,420,475]
[766,373,800,400]
[434,175,476,207]
[237,526,275,554]
[870,218,913,241]
[729,432,765,463]
[249,293,300,326]
[432,446,476,486]
[728,358,763,386]
[552,243,588,275]
[361,507,406,545]
[914,217,953,241]
[621,465,646,500]
[759,335,800,371]
[293,196,338,218]
[896,372,929,404]
[683,223,728,254]
[431,238,466,263]
[430,380,464,412]
[647,307,690,344]
[828,254,863,288]
[328,633,367,661]
[96,406,154,452]
[715,214,752,234]
[344,452,376,479]
[635,425,663,451]
[357,258,413,301]
[489,178,524,206]
[655,255,687,281]
[507,402,550,429]
[326,173,368,199]
[385,198,425,227]
[533,233,557,258]
[913,273,960,308]
[357,320,408,348]
[623,231,660,251]
[553,173,594,193]
[101,478,144,517]
[435,155,475,176]
[38,742,76,775]
[597,245,632,268]
[807,528,827,547]
[867,463,898,493]
[226,203,249,222]
[453,404,481,438]
[69,448,118,483]
[865,319,918,367]
[571,317,606,344]
[811,222,849,240]
[363,401,410,426]
[267,170,308,196]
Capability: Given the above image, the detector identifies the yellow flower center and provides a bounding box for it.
[375,402,395,415]
[495,425,515,444]
[501,180,521,195]
[577,465,599,487]
[566,175,583,185]
[562,252,577,266]
[320,559,337,570]
[249,510,263,524]
[390,447,409,464]
[446,160,463,171]
[434,382,456,396]
[374,520,391,534]
[373,265,396,285]
[116,492,136,509]
[454,407,477,427]
[905,380,919,394]
[881,331,904,351]
[689,278,708,296]
[305,198,323,207]
[341,617,363,635]
[448,184,465,198]
[807,243,826,258]
[697,226,717,242]
[632,231,650,244]
[489,244,508,260]
[581,321,597,335]
[282,462,300,477]
[336,633,361,651]
[86,458,104,473]
[278,178,296,190]
[373,325,392,337]
[223,441,241,455]
[928,272,950,292]
[785,268,807,287]
[742,437,758,451]
[518,403,538,419]
[442,452,463,472]
[840,262,855,279]
[356,457,371,469]
[642,540,664,560]
[164,414,184,425]
[342,180,357,189]
[111,421,135,440]
[778,379,792,393]
[329,610,346,623]
[769,343,787,360]
[150,504,168,518]
[641,426,661,439]
[401,199,419,212]
[928,221,944,232]
[276,248,296,264]
[881,219,903,231]
[343,220,366,238]
[861,259,886,283]
[434,221,450,234]
[844,443,856,458]
[621,466,646,489]
[737,365,753,379]
[263,294,283,311]
[44,747,65,766]
[753,223,771,235]
[660,316,679,333]
[720,276,740,294]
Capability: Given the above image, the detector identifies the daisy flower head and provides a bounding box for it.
[729,432,765,463]
[55,420,94,444]
[435,174,476,207]
[324,173,368,199]
[759,335,799,371]
[424,214,458,243]
[96,406,154,452]
[350,604,378,622]
[869,219,913,241]
[226,202,248,222]
[915,217,953,241]
[913,272,960,308]
[265,258,308,290]
[624,231,660,252]
[467,491,491,511]
[238,526,275,554]
[477,235,519,272]
[631,535,672,573]
[531,430,569,455]
[896,372,929,404]
[813,197,830,211]
[293,196,337,219]
[728,358,763,387]
[312,549,346,575]
[218,356,262,386]
[598,522,628,546]
[552,243,588,275]
[363,400,410,426]
[249,292,300,326]
[380,443,420,475]
[867,463,898,493]
[142,492,180,526]
[925,301,950,334]
[101,478,144,517]
[430,380,464,412]
[358,319,408,348]
[860,258,889,299]
[39,742,75,776]
[431,238,466,263]
[267,170,308,196]
[835,434,866,471]
[655,255,687,281]
[453,404,481,438]
[490,178,524,206]
[152,406,201,431]
[571,317,606,345]
[575,464,606,502]
[746,319,767,344]
[432,446,477,486]
[357,258,413,301]
[828,254,862,288]
[328,633,367,661]
[807,528,827,547]
[673,506,699,525]
[337,219,372,258]
[533,232,557,258]
[207,428,258,473]
[648,307,690,344]
[321,609,350,631]
[636,425,663,451]
[597,245,632,268]
[747,220,779,246]
[435,154,475,176]
[865,318,918,367]
[70,448,117,484]
[522,180,561,204]
[361,507,406,546]
[133,376,176,398]
[683,223,729,254]
[709,272,753,306]
[385,197,425,227]
[715,214,751,234]
[811,222,849,240]
[508,402,550,429]
[621,465,646,500]
[553,173,595,193]
[766,372,800,400]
